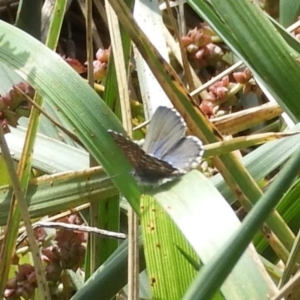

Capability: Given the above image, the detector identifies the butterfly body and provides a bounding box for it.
[108,106,203,185]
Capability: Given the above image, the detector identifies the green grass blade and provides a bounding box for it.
[154,171,275,299]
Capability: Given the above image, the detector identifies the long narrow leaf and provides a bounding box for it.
[0,21,140,212]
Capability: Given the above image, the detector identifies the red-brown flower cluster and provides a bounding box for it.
[182,24,223,68]
[0,82,34,133]
[4,215,86,300]
[93,47,111,81]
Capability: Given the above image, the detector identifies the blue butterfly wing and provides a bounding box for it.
[109,106,204,184]
[160,136,204,171]
[142,106,185,157]
[108,130,180,183]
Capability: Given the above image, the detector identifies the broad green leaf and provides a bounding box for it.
[140,194,203,299]
[6,127,89,173]
[183,151,300,300]
[279,0,300,27]
[0,20,140,212]
[152,171,275,299]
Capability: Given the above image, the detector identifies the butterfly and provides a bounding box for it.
[108,106,204,185]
